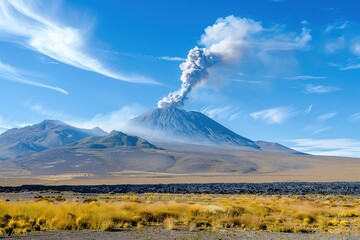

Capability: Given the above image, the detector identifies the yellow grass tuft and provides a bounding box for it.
[0,193,359,235]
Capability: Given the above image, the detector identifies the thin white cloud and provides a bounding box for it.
[301,20,309,25]
[349,112,360,122]
[159,56,186,62]
[0,116,13,132]
[26,102,146,132]
[0,0,156,84]
[117,52,185,62]
[232,79,266,85]
[312,127,332,135]
[284,75,327,80]
[305,104,313,114]
[327,62,342,68]
[325,36,345,53]
[288,138,360,158]
[252,26,312,52]
[339,41,360,69]
[0,60,68,94]
[201,105,241,121]
[250,106,296,124]
[28,103,72,119]
[325,21,349,33]
[317,112,337,122]
[295,27,312,47]
[69,105,146,132]
[305,84,340,94]
[303,124,332,135]
[229,112,242,121]
[0,116,29,133]
[351,42,360,56]
[340,64,360,70]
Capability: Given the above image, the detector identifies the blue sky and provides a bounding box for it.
[0,0,360,157]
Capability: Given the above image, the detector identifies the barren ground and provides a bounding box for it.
[2,229,359,240]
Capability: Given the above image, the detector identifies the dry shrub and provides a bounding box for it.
[164,218,176,230]
[100,219,115,231]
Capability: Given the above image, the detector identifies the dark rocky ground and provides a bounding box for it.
[1,182,360,195]
[1,229,358,240]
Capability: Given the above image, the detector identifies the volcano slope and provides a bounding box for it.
[129,107,259,148]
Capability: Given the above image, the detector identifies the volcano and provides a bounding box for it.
[130,107,259,149]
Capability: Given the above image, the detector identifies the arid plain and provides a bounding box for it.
[1,143,360,186]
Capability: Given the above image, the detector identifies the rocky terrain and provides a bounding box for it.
[2,229,359,240]
[1,182,359,195]
[72,130,157,149]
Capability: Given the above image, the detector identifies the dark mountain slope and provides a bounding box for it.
[73,130,157,149]
[0,119,158,160]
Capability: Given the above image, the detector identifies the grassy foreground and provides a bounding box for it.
[0,193,359,235]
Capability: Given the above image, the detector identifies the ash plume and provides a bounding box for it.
[157,15,311,109]
[157,16,262,109]
[158,47,218,108]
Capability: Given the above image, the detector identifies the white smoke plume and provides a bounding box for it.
[157,16,262,108]
[158,47,218,108]
[157,15,311,109]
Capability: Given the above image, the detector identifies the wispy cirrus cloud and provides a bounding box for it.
[0,60,68,94]
[232,79,266,85]
[305,84,340,94]
[349,112,360,122]
[158,56,186,62]
[338,41,360,70]
[317,112,337,122]
[340,64,360,70]
[118,52,185,62]
[325,36,345,53]
[284,75,327,80]
[250,106,296,124]
[27,102,145,132]
[325,21,349,33]
[0,116,29,133]
[301,112,337,135]
[288,138,360,158]
[0,116,13,132]
[69,104,146,132]
[351,42,360,56]
[312,127,332,135]
[27,103,73,119]
[0,0,156,84]
[301,20,309,25]
[303,124,332,135]
[305,104,313,114]
[254,26,312,52]
[201,105,241,121]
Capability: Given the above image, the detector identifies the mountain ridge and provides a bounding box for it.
[0,120,156,160]
[73,130,157,149]
[0,115,318,179]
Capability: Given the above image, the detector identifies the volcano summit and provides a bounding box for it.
[130,107,259,148]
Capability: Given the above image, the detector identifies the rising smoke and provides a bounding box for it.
[157,47,218,108]
[157,15,311,109]
[157,15,263,109]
